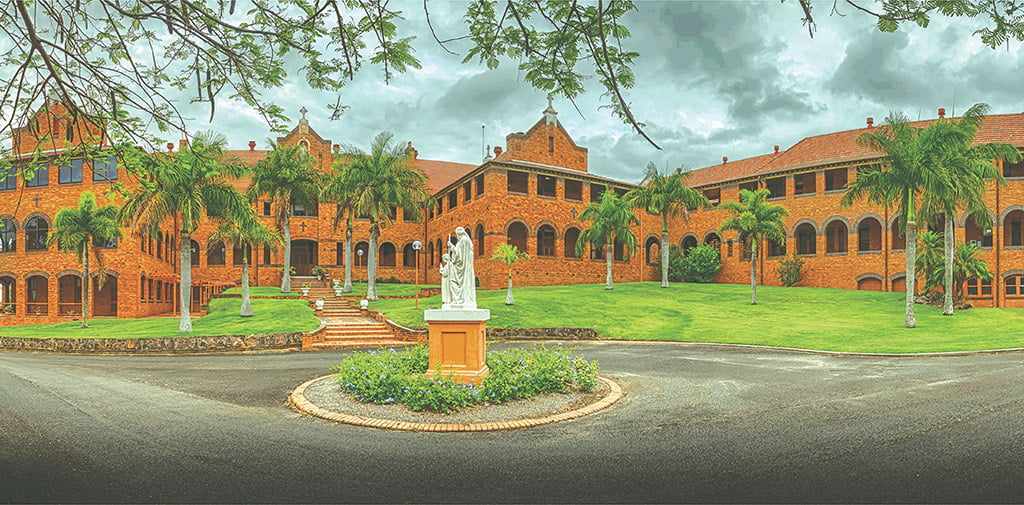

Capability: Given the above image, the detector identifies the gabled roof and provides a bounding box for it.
[413,158,479,194]
[687,112,1024,188]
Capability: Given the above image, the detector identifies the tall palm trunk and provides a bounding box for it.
[343,209,353,293]
[750,240,758,305]
[660,215,670,288]
[905,221,918,328]
[81,245,90,329]
[605,239,613,290]
[281,211,291,293]
[505,275,514,305]
[943,216,954,316]
[367,223,379,300]
[179,231,193,332]
[240,254,252,317]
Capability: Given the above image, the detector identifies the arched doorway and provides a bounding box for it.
[291,240,319,275]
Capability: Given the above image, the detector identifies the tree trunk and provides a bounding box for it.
[179,231,193,332]
[240,257,252,317]
[660,216,670,288]
[81,245,89,329]
[905,221,918,328]
[367,223,379,300]
[943,215,954,316]
[750,240,758,305]
[605,240,614,290]
[281,211,292,293]
[343,209,353,293]
[505,276,514,305]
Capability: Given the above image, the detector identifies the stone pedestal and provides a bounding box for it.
[424,308,490,384]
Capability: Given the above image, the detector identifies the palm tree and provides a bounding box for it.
[719,188,788,305]
[489,243,529,305]
[47,191,121,328]
[919,103,1020,316]
[207,219,282,316]
[951,242,994,299]
[247,142,320,294]
[841,111,933,328]
[335,132,429,301]
[624,162,709,288]
[917,232,995,301]
[915,230,946,293]
[323,159,359,293]
[121,131,255,332]
[575,190,638,290]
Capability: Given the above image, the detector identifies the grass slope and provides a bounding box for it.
[0,297,320,339]
[369,282,1024,353]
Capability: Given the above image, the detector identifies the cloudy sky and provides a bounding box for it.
[175,1,1024,185]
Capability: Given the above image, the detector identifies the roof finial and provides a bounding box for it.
[543,95,558,126]
[299,106,308,121]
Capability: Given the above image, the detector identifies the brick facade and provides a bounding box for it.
[3,103,1024,328]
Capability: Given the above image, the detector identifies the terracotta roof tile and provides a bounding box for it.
[412,158,478,194]
[685,152,779,188]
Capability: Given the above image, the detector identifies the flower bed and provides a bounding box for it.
[332,344,599,413]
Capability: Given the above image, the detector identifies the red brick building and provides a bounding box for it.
[2,102,1024,327]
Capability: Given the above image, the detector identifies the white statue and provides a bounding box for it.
[439,253,452,306]
[447,227,477,309]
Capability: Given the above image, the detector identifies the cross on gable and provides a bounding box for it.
[299,222,307,232]
[32,195,41,207]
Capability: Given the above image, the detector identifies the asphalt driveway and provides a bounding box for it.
[1,342,1022,503]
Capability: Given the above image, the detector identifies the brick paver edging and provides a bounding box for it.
[289,375,623,432]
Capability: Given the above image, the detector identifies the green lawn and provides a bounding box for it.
[368,282,1024,353]
[221,286,300,297]
[0,297,320,339]
[339,282,440,297]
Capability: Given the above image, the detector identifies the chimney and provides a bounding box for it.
[773,145,779,154]
[866,117,874,129]
[938,108,946,119]
[722,156,728,164]
[166,142,174,152]
[248,140,256,152]
[494,146,503,155]
[179,138,189,151]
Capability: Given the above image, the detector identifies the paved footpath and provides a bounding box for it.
[1,342,1023,503]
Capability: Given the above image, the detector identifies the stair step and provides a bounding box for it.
[310,340,416,349]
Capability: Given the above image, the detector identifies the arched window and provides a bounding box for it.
[645,237,660,265]
[140,275,147,301]
[58,274,82,315]
[964,213,993,247]
[233,244,252,265]
[613,238,627,261]
[426,241,434,267]
[681,235,698,255]
[768,238,786,258]
[857,277,883,291]
[207,241,226,265]
[0,219,15,252]
[564,227,581,258]
[26,275,48,315]
[796,223,816,255]
[403,243,416,267]
[891,220,906,250]
[704,233,721,248]
[507,222,528,252]
[380,242,396,267]
[25,216,49,251]
[156,231,163,259]
[1004,210,1024,247]
[857,218,882,252]
[475,224,485,257]
[537,225,555,257]
[190,240,200,266]
[825,221,848,253]
[354,241,369,267]
[1005,275,1024,298]
[0,276,16,312]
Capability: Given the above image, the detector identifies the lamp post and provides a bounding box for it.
[356,247,365,298]
[412,240,422,310]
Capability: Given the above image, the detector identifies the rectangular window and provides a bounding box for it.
[704,188,721,207]
[448,191,458,210]
[26,165,48,187]
[92,156,118,181]
[766,177,786,199]
[464,181,472,203]
[263,247,272,265]
[825,168,848,191]
[0,166,16,190]
[794,173,815,195]
[507,170,529,194]
[727,239,734,257]
[291,199,318,217]
[403,208,417,222]
[475,174,485,196]
[60,159,84,184]
[590,184,606,203]
[1004,160,1024,178]
[263,202,272,216]
[1012,219,1023,246]
[768,239,786,257]
[565,180,582,201]
[538,175,557,197]
[93,236,117,248]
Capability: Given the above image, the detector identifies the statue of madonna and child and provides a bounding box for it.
[438,226,477,310]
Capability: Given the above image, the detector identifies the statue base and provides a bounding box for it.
[424,308,490,384]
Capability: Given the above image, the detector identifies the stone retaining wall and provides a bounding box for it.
[0,332,305,353]
[377,324,600,341]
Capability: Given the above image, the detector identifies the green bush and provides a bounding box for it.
[776,252,805,286]
[680,244,722,283]
[332,344,599,413]
[654,245,686,282]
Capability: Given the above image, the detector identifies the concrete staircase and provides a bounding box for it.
[300,286,418,350]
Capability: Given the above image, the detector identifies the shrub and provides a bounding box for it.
[680,244,722,283]
[332,344,599,413]
[776,252,805,286]
[654,245,687,282]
